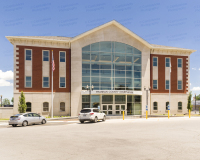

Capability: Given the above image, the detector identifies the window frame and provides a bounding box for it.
[177,58,182,68]
[153,57,158,67]
[165,80,169,90]
[42,50,49,62]
[43,102,49,112]
[165,57,170,67]
[153,80,158,90]
[25,49,32,61]
[59,77,66,88]
[153,102,158,110]
[60,102,65,112]
[42,77,49,88]
[178,80,182,90]
[25,76,32,88]
[178,102,182,110]
[59,51,66,63]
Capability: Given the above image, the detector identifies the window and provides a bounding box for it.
[25,49,32,61]
[178,81,182,90]
[82,95,90,108]
[178,102,182,110]
[26,102,31,112]
[43,51,49,61]
[165,58,170,67]
[43,102,49,111]
[60,102,65,111]
[26,76,32,87]
[43,77,49,88]
[178,59,182,68]
[60,77,65,87]
[153,102,158,110]
[166,80,169,90]
[166,102,169,110]
[153,80,157,89]
[153,57,157,66]
[33,113,40,117]
[60,51,65,62]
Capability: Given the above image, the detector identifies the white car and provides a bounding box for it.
[78,108,106,123]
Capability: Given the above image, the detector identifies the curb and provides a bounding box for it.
[47,117,78,121]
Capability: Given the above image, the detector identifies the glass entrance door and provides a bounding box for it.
[102,104,113,115]
[115,104,126,115]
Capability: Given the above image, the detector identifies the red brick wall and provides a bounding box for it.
[150,54,188,93]
[16,45,71,92]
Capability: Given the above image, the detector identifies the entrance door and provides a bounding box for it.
[102,104,113,115]
[115,104,126,115]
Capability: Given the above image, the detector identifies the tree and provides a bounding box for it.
[187,91,193,111]
[18,91,27,113]
[2,98,10,106]
[195,94,200,100]
[11,97,14,105]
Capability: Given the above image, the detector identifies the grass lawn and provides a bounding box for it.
[0,119,9,121]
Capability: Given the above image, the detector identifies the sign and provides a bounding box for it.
[81,90,142,95]
[168,105,170,110]
[146,105,148,111]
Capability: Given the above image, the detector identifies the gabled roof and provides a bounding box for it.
[5,20,196,53]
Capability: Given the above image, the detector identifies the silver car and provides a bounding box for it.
[9,113,47,127]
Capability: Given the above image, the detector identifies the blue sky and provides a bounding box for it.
[0,0,200,101]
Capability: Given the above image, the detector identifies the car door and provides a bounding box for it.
[27,113,34,124]
[32,113,40,123]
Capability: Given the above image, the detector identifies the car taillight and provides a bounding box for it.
[78,114,80,115]
[17,117,21,120]
[90,113,94,115]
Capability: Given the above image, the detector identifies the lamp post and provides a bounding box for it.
[144,87,150,118]
[195,93,196,114]
[0,95,2,107]
[87,85,94,108]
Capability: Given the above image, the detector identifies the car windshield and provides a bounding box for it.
[81,109,91,113]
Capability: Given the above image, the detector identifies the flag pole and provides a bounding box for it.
[51,50,53,118]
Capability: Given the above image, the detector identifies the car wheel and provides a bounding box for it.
[22,121,28,127]
[93,117,97,123]
[41,119,46,124]
[80,121,84,123]
[102,116,106,122]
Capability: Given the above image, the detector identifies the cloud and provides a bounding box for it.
[192,68,196,70]
[192,87,200,91]
[0,70,13,86]
[199,68,200,70]
[190,83,191,86]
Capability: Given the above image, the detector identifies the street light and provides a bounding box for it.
[144,86,150,116]
[87,85,94,108]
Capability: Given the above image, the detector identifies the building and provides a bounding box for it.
[6,20,196,117]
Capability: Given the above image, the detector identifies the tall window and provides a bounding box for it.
[153,102,158,110]
[60,102,65,111]
[60,51,65,62]
[60,77,65,88]
[153,57,157,66]
[25,49,32,61]
[43,51,49,61]
[43,77,49,88]
[82,95,90,108]
[26,102,31,112]
[26,76,32,87]
[153,80,157,89]
[166,80,169,90]
[166,57,170,67]
[178,59,182,68]
[43,102,49,111]
[178,102,182,110]
[82,41,141,91]
[166,102,169,110]
[178,81,182,90]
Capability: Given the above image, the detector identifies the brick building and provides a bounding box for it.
[6,20,196,117]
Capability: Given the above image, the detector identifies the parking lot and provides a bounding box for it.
[1,117,200,160]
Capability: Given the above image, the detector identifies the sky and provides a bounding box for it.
[0,0,200,102]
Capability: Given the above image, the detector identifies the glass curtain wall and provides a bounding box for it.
[82,41,142,91]
[127,95,142,115]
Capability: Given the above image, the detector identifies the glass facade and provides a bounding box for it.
[82,41,142,91]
